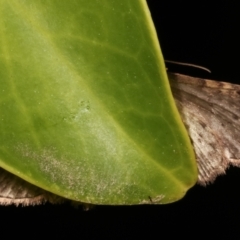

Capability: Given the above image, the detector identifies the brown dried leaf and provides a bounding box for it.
[0,72,239,205]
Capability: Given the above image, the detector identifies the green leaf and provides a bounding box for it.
[0,0,197,204]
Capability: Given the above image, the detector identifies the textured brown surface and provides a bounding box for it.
[169,73,240,185]
[0,72,239,205]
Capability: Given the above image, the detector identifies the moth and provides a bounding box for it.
[0,72,239,206]
[169,73,240,185]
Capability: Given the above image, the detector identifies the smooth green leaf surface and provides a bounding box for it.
[0,0,197,204]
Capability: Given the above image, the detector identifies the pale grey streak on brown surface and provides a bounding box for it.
[0,73,239,205]
[0,167,64,206]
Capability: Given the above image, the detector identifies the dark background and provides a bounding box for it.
[1,1,239,238]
